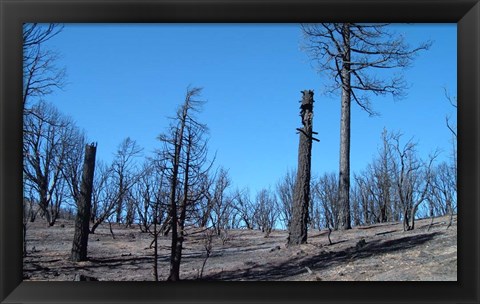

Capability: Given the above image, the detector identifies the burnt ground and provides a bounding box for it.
[23,215,457,281]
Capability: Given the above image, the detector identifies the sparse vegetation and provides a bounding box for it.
[23,214,457,281]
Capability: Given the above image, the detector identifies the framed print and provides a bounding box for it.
[1,0,479,303]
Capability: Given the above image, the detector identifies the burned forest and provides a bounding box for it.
[21,23,457,282]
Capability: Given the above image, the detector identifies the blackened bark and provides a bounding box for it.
[153,198,159,281]
[115,175,124,223]
[380,203,387,223]
[170,136,191,282]
[403,208,410,231]
[39,185,53,226]
[23,223,27,257]
[71,143,97,262]
[167,104,188,281]
[165,87,206,281]
[288,90,315,246]
[167,130,181,281]
[338,23,352,230]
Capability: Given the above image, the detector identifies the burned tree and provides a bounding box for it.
[71,143,97,262]
[158,87,211,281]
[288,90,318,245]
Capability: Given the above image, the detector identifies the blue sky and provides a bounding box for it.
[42,23,457,194]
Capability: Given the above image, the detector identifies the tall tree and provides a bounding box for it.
[288,90,318,245]
[71,143,97,262]
[302,23,431,230]
[158,87,211,281]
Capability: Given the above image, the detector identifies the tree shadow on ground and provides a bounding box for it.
[202,231,442,281]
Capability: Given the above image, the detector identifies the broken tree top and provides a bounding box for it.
[299,90,314,126]
[297,89,319,142]
[300,90,314,107]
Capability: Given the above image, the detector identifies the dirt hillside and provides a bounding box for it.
[23,215,457,281]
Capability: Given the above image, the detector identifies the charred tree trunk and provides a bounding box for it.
[153,196,159,281]
[166,96,192,281]
[380,202,387,223]
[167,130,182,281]
[115,175,124,223]
[23,223,27,257]
[338,23,352,230]
[288,90,316,246]
[38,184,54,227]
[168,134,191,282]
[403,209,410,231]
[71,143,97,262]
[164,87,207,281]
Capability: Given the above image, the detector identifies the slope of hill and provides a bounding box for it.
[23,215,457,281]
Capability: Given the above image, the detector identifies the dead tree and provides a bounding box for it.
[288,90,318,245]
[158,87,211,281]
[71,143,97,262]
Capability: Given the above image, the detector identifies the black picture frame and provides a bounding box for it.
[1,0,478,303]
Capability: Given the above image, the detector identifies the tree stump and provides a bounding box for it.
[71,143,97,262]
[288,90,316,246]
